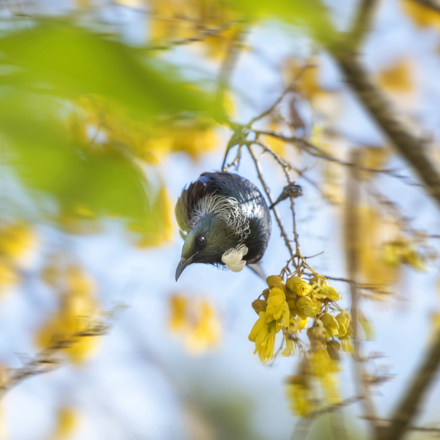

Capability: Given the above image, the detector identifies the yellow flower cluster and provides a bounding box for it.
[285,350,341,417]
[355,206,429,289]
[249,275,349,364]
[168,294,221,354]
[147,0,240,60]
[0,220,36,295]
[382,237,425,272]
[69,95,221,164]
[37,264,100,364]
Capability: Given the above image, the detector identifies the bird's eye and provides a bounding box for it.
[196,235,206,246]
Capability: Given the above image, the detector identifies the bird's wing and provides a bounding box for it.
[175,173,218,233]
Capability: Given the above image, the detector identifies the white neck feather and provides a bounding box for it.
[221,244,248,272]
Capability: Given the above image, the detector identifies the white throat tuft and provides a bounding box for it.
[221,244,248,272]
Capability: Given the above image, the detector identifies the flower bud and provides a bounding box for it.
[266,275,286,291]
[252,299,267,314]
[321,313,339,338]
[286,276,312,297]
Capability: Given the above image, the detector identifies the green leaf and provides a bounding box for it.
[0,20,212,117]
[234,0,340,47]
[0,92,149,226]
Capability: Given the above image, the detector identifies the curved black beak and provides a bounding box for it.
[175,252,198,281]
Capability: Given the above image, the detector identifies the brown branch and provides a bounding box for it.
[382,328,440,440]
[349,0,379,48]
[0,318,111,399]
[363,417,440,433]
[345,149,379,436]
[407,0,440,14]
[327,51,440,206]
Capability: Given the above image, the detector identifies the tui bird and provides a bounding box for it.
[175,172,272,281]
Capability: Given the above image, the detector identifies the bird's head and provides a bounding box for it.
[175,215,238,281]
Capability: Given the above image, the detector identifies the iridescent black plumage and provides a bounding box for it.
[175,172,272,280]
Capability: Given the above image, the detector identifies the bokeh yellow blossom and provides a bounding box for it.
[168,294,221,355]
[50,407,78,440]
[402,0,440,30]
[36,265,100,364]
[0,220,36,261]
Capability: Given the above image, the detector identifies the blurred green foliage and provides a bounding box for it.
[235,0,339,46]
[0,20,213,230]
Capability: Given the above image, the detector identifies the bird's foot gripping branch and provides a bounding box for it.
[249,272,352,416]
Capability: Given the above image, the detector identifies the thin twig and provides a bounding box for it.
[246,144,295,257]
[248,63,313,126]
[252,129,417,183]
[148,21,240,51]
[0,317,113,399]
[248,139,292,182]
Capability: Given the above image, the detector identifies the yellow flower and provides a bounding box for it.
[252,299,267,314]
[168,295,189,333]
[265,287,290,326]
[340,338,354,353]
[296,296,321,317]
[253,321,277,364]
[321,313,339,338]
[169,295,221,354]
[266,275,286,291]
[292,316,309,331]
[249,311,270,344]
[335,311,351,337]
[311,277,340,301]
[307,324,326,350]
[286,276,312,296]
[282,336,295,357]
[285,376,314,417]
[50,407,78,440]
[185,300,222,354]
[0,221,36,261]
[323,285,340,301]
[35,267,100,364]
[402,0,440,30]
[402,246,426,271]
[310,350,341,404]
[0,259,18,293]
[66,266,95,297]
[376,59,414,94]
